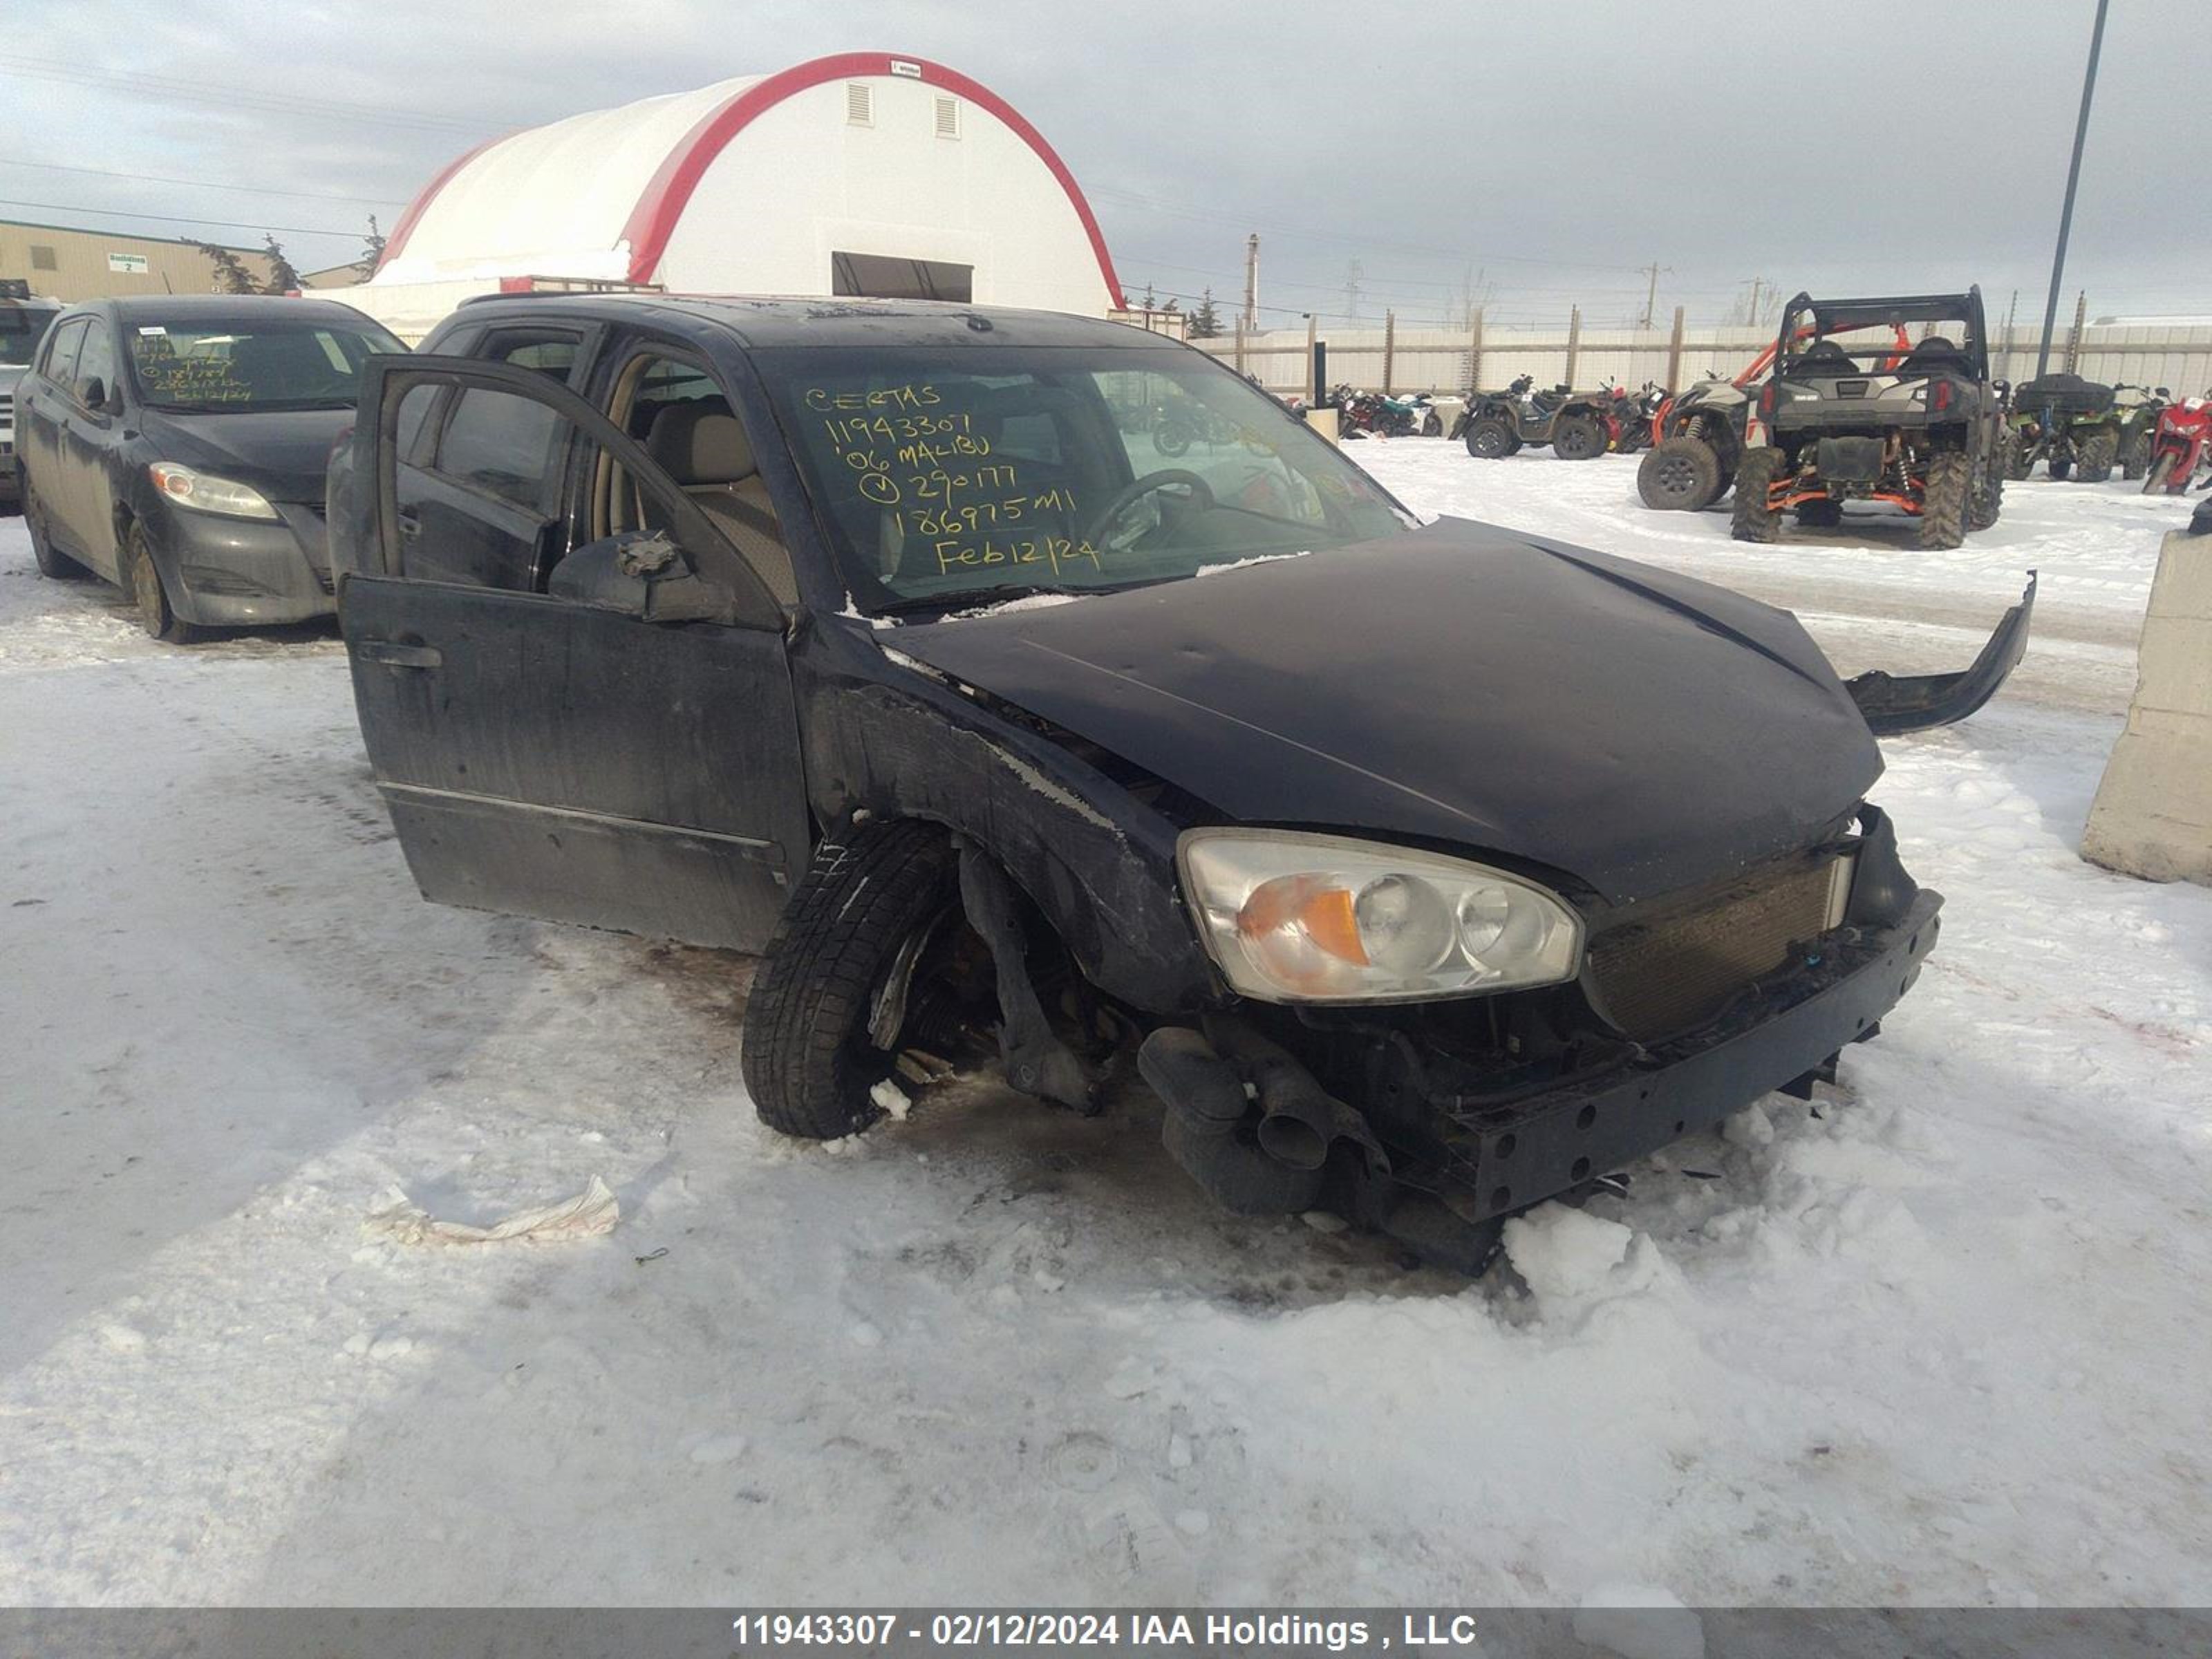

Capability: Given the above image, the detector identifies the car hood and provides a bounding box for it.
[891,518,1882,906]
[140,406,353,503]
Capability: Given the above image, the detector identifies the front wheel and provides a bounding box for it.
[1730,448,1785,543]
[1637,435,1722,511]
[1550,413,1606,460]
[1969,444,2005,531]
[2144,453,2180,495]
[2000,430,2032,480]
[126,525,203,644]
[742,819,964,1141]
[1153,420,1192,458]
[1464,418,1515,459]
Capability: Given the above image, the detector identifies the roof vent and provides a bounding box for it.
[845,83,874,126]
[934,95,960,140]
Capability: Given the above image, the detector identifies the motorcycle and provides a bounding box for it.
[1606,381,1667,454]
[1328,384,1421,440]
[2143,395,2212,495]
[1459,375,1620,460]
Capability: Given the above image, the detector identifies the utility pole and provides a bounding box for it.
[1746,276,1762,327]
[1344,259,1363,324]
[1640,261,1665,330]
[1242,234,1259,333]
[2036,0,2110,378]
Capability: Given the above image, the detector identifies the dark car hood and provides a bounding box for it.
[140,406,353,503]
[892,518,1882,906]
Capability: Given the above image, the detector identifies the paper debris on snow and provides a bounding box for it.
[364,1175,619,1247]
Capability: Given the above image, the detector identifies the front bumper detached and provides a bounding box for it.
[1440,889,1939,1226]
[1143,809,1943,1268]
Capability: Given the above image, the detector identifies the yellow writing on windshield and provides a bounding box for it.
[934,536,1103,577]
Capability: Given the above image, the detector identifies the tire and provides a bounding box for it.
[1795,498,1844,528]
[1154,421,1192,458]
[1464,417,1515,459]
[2000,430,2032,480]
[2122,430,2150,482]
[1551,413,1606,460]
[742,818,963,1141]
[1730,447,1785,543]
[2075,427,2117,484]
[125,524,203,644]
[1918,451,1971,550]
[1969,443,2004,532]
[2144,453,2179,496]
[1637,435,1723,511]
[1421,411,1443,438]
[23,478,91,580]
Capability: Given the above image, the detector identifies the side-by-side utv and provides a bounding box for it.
[1734,289,2004,550]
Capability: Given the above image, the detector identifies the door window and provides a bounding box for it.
[74,321,118,406]
[601,350,797,607]
[433,388,565,509]
[40,317,87,386]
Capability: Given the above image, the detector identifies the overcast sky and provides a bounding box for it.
[8,0,2209,330]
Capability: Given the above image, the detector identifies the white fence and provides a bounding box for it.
[1192,314,2212,399]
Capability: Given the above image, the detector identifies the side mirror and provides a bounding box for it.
[77,375,108,411]
[547,531,738,624]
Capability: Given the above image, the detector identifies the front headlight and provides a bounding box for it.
[148,462,279,521]
[1179,828,1584,1004]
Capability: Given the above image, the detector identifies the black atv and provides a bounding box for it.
[1733,288,2004,550]
[2003,372,2124,482]
[1461,375,1615,460]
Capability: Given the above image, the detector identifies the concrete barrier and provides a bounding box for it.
[1305,406,1340,447]
[2082,524,2212,885]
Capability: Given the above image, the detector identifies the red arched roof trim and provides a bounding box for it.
[377,135,503,272]
[618,52,1125,307]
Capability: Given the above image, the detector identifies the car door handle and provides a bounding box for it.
[395,509,422,539]
[359,639,442,669]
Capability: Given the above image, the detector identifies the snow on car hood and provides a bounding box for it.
[892,517,1882,906]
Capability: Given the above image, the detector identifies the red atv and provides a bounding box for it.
[2143,396,2211,494]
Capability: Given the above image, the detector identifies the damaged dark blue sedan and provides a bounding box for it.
[327,295,2033,1271]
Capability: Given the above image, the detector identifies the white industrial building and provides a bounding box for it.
[340,52,1126,340]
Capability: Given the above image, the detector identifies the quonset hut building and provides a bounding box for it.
[343,52,1127,339]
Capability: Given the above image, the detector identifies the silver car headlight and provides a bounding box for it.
[1178,828,1584,1004]
[148,462,280,521]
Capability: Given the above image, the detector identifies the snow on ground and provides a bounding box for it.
[2,454,2209,1608]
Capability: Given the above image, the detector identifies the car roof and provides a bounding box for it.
[97,293,391,326]
[451,292,1187,353]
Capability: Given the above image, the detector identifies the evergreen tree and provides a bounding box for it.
[191,240,259,295]
[351,215,386,283]
[1188,288,1223,339]
[260,236,302,294]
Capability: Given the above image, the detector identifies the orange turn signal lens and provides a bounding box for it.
[1237,875,1369,966]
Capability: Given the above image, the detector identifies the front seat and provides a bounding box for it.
[1789,340,1857,378]
[642,402,797,607]
[1899,335,1971,377]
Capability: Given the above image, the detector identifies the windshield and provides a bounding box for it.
[1,305,62,368]
[125,316,405,412]
[753,344,1412,615]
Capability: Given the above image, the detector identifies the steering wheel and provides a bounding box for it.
[1083,469,1215,550]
